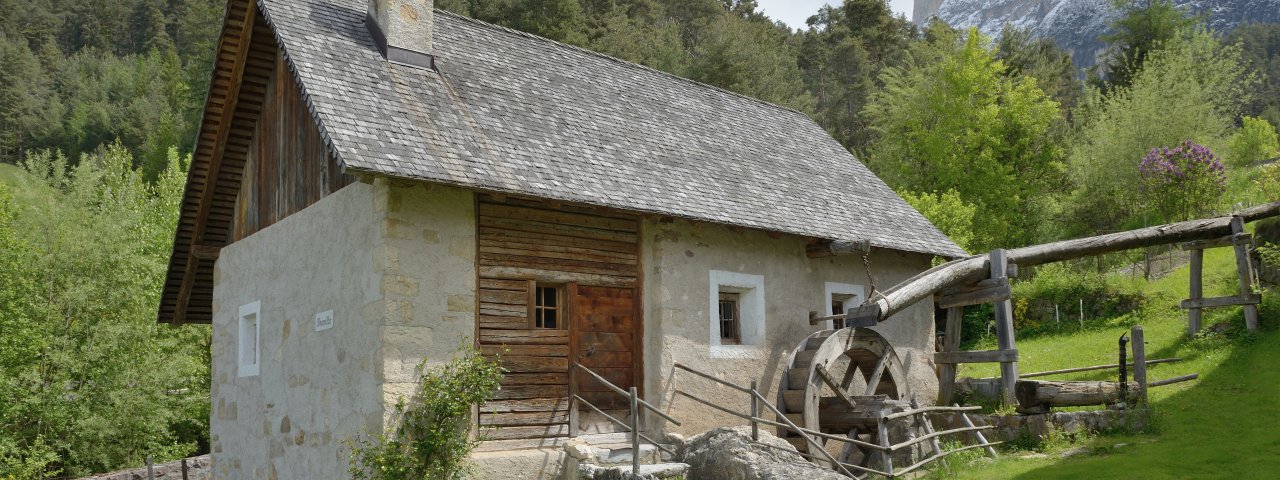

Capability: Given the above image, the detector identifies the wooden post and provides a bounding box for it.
[181,458,189,480]
[1188,248,1204,335]
[990,249,1019,406]
[1231,217,1260,332]
[629,387,640,476]
[1131,326,1148,407]
[912,398,945,466]
[955,405,997,457]
[877,416,893,475]
[750,380,759,442]
[146,456,154,480]
[938,307,964,404]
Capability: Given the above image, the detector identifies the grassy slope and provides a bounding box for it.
[935,246,1280,479]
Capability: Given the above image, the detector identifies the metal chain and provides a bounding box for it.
[861,249,890,313]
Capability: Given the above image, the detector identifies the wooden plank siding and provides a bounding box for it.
[233,51,354,241]
[159,0,351,323]
[475,194,642,440]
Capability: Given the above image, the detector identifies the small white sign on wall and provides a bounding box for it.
[315,310,334,332]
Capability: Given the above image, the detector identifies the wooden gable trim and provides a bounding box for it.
[159,0,280,324]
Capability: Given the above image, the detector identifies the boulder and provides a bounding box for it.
[681,426,846,480]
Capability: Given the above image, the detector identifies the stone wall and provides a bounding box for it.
[76,456,211,480]
[373,179,479,413]
[929,409,1147,443]
[210,182,384,479]
[640,217,938,436]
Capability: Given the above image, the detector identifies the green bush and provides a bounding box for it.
[348,346,503,480]
[1227,116,1280,166]
[1010,263,1149,337]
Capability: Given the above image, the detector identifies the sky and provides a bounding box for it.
[756,0,915,30]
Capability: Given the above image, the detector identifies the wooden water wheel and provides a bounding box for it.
[776,328,910,460]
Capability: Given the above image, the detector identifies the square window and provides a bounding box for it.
[238,301,261,378]
[824,282,864,330]
[709,270,765,354]
[532,284,563,330]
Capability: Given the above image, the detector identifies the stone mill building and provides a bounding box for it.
[156,0,966,477]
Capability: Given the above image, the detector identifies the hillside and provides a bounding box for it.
[938,244,1280,478]
[916,0,1280,68]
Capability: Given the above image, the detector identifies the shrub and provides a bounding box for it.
[1139,140,1227,223]
[899,189,978,252]
[1010,263,1148,337]
[348,346,503,480]
[1227,116,1280,166]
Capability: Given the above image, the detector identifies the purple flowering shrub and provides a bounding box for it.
[1139,140,1227,222]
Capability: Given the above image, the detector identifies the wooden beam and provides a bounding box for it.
[1020,357,1181,379]
[991,249,1019,406]
[934,349,1018,364]
[936,307,963,405]
[806,239,871,258]
[190,245,222,261]
[1231,216,1260,332]
[936,277,1011,309]
[1179,294,1261,309]
[817,202,1280,327]
[1179,233,1251,251]
[174,0,258,325]
[1188,249,1204,335]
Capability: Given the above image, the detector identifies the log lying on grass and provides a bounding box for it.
[1015,380,1136,413]
[1015,375,1199,413]
[843,201,1280,326]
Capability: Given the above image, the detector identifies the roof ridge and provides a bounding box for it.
[432,8,813,120]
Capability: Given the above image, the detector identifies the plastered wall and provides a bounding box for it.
[640,217,939,436]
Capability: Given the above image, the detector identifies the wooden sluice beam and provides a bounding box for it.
[840,202,1280,327]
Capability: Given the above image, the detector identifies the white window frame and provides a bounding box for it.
[238,301,261,378]
[709,270,765,357]
[824,282,865,330]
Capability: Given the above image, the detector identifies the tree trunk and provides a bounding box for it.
[1014,379,1137,413]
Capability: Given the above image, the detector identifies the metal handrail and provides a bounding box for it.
[574,363,681,425]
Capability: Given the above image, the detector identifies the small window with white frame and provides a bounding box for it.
[238,301,261,378]
[718,292,742,344]
[824,282,864,330]
[709,271,765,355]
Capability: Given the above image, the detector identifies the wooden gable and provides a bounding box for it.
[159,0,351,324]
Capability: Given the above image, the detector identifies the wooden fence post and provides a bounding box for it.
[1231,216,1260,332]
[629,387,640,476]
[1132,326,1148,406]
[937,307,964,405]
[990,249,1019,406]
[750,380,759,442]
[1188,248,1204,336]
[146,456,154,480]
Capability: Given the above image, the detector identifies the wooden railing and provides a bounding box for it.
[673,362,1000,479]
[569,363,680,475]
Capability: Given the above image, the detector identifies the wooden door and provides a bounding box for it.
[572,285,639,411]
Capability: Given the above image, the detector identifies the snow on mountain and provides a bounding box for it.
[917,0,1280,68]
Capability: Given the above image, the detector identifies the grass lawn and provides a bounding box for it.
[929,245,1280,479]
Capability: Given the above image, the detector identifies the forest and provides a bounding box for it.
[1,0,1278,478]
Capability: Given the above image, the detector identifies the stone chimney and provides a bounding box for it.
[366,0,435,69]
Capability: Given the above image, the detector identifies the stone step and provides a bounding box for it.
[578,462,689,480]
[566,438,678,466]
